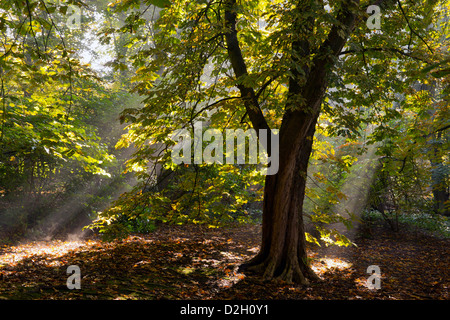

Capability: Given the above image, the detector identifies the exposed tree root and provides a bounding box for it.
[240,255,320,285]
[278,257,308,285]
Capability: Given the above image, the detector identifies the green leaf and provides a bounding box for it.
[431,68,450,79]
[146,0,171,8]
[419,58,450,75]
[305,232,321,246]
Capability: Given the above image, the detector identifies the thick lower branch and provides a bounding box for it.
[223,0,271,138]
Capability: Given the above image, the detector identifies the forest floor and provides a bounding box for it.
[0,221,448,300]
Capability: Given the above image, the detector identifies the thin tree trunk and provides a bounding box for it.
[431,132,450,216]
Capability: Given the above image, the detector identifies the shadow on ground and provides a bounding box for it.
[0,223,448,300]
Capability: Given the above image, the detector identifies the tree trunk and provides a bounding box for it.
[239,112,321,284]
[433,188,449,216]
[431,132,450,216]
[224,0,359,284]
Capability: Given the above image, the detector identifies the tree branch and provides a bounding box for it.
[359,40,377,107]
[436,124,450,133]
[299,0,360,109]
[396,0,433,54]
[223,0,274,156]
[339,47,430,63]
[256,76,279,99]
[191,96,241,120]
[317,0,360,59]
[25,0,42,58]
[223,0,271,135]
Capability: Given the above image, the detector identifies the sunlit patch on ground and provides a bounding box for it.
[0,240,97,267]
[311,257,353,277]
[0,224,447,300]
[216,267,246,289]
[354,276,373,290]
[247,246,259,253]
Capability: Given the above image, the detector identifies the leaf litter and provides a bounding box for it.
[0,222,448,300]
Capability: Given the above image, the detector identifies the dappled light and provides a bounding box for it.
[0,0,449,305]
[0,224,448,300]
[311,257,353,277]
[0,240,91,267]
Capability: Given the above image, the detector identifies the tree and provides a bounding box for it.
[104,0,446,284]
[0,0,136,239]
[363,4,450,219]
[221,0,359,283]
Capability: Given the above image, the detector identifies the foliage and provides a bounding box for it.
[365,78,449,223]
[0,0,134,239]
[0,0,448,248]
[362,209,450,238]
[89,161,264,239]
[86,0,450,244]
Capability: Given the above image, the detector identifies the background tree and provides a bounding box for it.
[0,0,135,240]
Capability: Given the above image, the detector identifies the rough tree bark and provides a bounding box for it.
[224,0,360,283]
[431,131,450,216]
